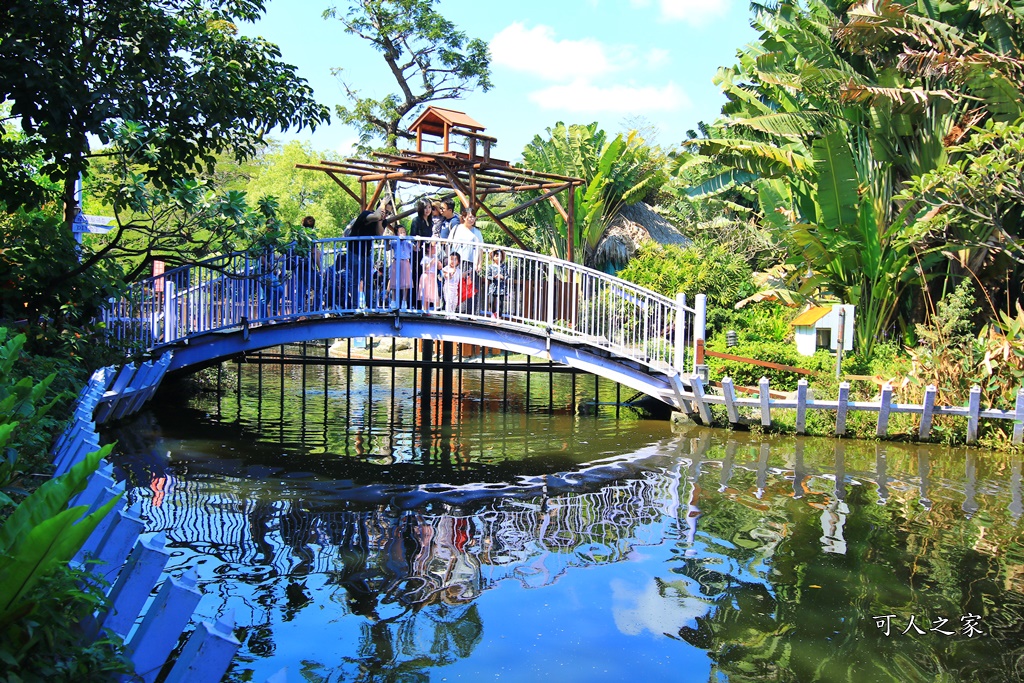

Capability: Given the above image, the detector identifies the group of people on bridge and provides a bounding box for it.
[256,198,510,322]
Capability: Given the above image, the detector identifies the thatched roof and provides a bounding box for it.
[592,202,690,271]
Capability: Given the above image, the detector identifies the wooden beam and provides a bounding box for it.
[548,195,569,223]
[434,158,471,210]
[493,184,569,219]
[324,171,362,205]
[366,181,386,212]
[476,201,528,251]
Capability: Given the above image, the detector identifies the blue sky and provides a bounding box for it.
[245,0,760,159]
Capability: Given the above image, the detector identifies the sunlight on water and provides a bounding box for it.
[108,355,1024,683]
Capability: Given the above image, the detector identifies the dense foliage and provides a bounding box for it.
[618,242,753,308]
[509,122,669,265]
[679,0,1024,358]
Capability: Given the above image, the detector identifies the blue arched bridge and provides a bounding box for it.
[103,237,708,410]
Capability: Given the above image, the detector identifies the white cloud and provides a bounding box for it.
[658,0,730,25]
[491,23,615,81]
[645,48,671,69]
[528,79,689,114]
[611,578,710,637]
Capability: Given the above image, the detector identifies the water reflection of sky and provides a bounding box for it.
[108,360,1024,682]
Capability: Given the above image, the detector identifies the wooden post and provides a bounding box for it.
[919,385,937,440]
[164,611,241,683]
[722,377,739,424]
[795,379,808,434]
[566,185,575,264]
[835,381,850,436]
[1013,388,1024,445]
[124,569,203,683]
[441,341,454,420]
[97,533,171,638]
[690,374,712,425]
[877,383,893,437]
[759,377,771,427]
[966,385,981,444]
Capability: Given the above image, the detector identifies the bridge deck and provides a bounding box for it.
[103,237,708,410]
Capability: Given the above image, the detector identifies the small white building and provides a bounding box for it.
[791,304,855,356]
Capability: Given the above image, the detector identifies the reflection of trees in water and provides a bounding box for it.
[116,425,1024,680]
[133,467,679,678]
[656,438,1024,683]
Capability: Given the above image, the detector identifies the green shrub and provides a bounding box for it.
[618,241,754,308]
[0,563,129,682]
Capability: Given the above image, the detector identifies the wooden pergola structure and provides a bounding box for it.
[296,106,586,262]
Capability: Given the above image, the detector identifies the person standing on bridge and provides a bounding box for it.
[485,249,508,319]
[409,198,433,310]
[438,198,459,239]
[441,251,464,314]
[451,211,483,314]
[346,210,382,309]
[418,242,440,312]
[388,224,413,310]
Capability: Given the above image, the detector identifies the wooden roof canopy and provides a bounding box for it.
[296,106,586,261]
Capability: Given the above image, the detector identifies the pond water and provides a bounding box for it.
[108,351,1024,682]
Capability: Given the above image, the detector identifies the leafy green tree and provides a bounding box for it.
[77,122,308,281]
[325,0,492,150]
[0,0,330,230]
[513,123,669,265]
[684,0,1024,358]
[900,119,1024,309]
[244,141,361,237]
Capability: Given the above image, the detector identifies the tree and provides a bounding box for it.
[513,122,669,265]
[324,0,492,150]
[681,0,1024,357]
[0,0,330,230]
[243,141,361,237]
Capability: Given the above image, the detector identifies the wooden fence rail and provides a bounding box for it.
[682,375,1024,445]
[45,357,291,683]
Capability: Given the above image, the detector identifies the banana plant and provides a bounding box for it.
[0,444,118,629]
[516,123,668,265]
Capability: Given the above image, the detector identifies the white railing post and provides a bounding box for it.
[674,293,687,373]
[546,260,556,327]
[693,293,707,375]
[163,280,176,344]
[123,569,203,683]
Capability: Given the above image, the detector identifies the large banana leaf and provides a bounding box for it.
[685,170,760,198]
[697,138,814,177]
[0,443,119,627]
[0,445,113,555]
[812,131,860,230]
[0,495,119,627]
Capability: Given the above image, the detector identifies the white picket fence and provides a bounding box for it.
[686,375,1024,445]
[48,356,289,683]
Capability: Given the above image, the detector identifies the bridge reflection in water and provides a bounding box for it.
[105,358,1024,683]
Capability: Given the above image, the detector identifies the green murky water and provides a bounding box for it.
[109,352,1024,682]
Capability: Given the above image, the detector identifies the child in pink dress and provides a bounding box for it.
[419,242,440,311]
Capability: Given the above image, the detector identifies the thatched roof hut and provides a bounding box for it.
[592,202,690,272]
